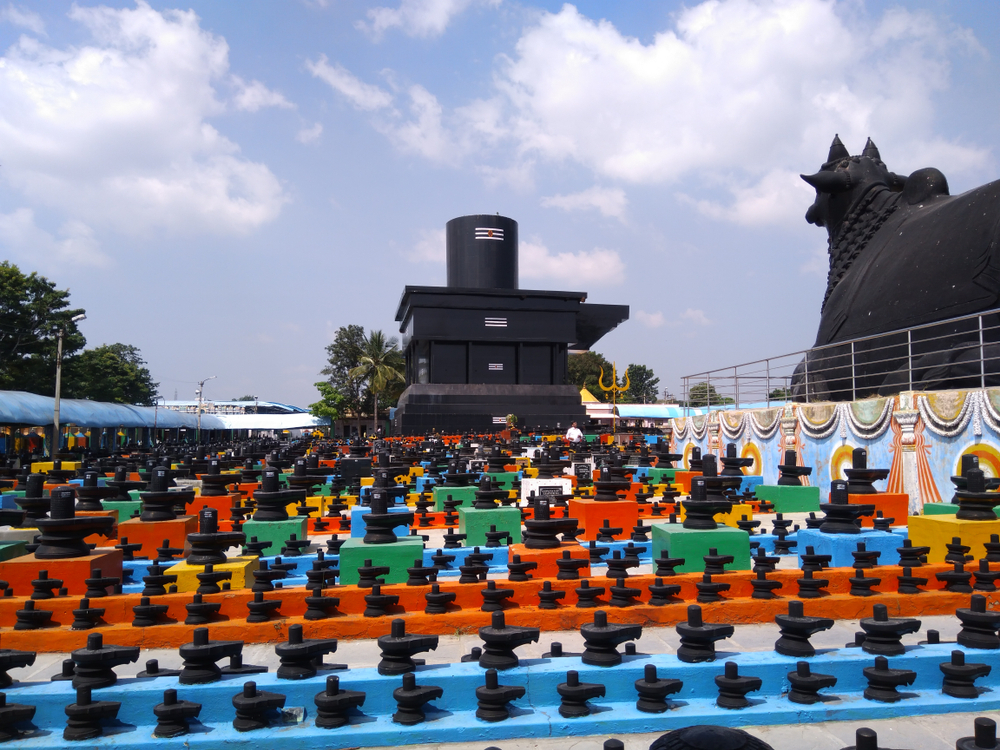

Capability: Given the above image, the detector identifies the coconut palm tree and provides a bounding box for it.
[348,329,405,435]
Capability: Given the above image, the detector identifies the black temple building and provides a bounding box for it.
[392,214,629,435]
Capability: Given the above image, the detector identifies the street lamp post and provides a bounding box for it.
[152,395,165,447]
[52,313,86,457]
[196,376,217,446]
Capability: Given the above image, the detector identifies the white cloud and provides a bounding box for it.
[0,4,44,34]
[0,208,109,268]
[541,186,627,220]
[0,1,287,238]
[635,310,666,328]
[681,308,711,326]
[520,237,625,286]
[409,228,445,262]
[679,169,815,227]
[232,76,294,111]
[297,122,323,144]
[358,0,474,40]
[306,55,394,111]
[378,85,456,163]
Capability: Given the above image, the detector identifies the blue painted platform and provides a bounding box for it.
[795,527,909,568]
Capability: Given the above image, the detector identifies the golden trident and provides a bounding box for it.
[598,363,629,437]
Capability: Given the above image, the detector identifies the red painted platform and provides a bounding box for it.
[508,541,591,578]
[0,548,123,597]
[117,515,196,559]
[568,497,639,541]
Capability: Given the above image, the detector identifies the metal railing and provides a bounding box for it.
[681,308,1000,413]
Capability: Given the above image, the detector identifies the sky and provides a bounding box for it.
[1,0,999,408]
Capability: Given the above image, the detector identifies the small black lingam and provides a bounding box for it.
[35,488,114,559]
[681,477,731,530]
[719,443,753,477]
[819,480,874,534]
[776,449,813,486]
[955,468,1000,521]
[844,447,889,495]
[139,467,194,522]
[75,471,117,512]
[186,507,246,566]
[252,468,303,522]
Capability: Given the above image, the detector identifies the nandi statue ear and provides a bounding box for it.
[887,172,906,191]
[801,170,851,194]
[827,134,849,163]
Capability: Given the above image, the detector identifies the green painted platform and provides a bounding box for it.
[433,485,477,512]
[0,541,25,561]
[459,506,522,547]
[753,484,821,512]
[485,472,518,490]
[103,499,142,521]
[241,517,309,556]
[651,522,751,574]
[646,467,678,485]
[338,536,425,585]
[922,502,1000,518]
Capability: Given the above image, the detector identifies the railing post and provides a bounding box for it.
[907,329,913,392]
[851,341,856,401]
[766,359,770,406]
[734,366,739,409]
[981,314,987,389]
[803,353,810,403]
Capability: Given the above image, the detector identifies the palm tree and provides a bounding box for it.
[348,329,405,435]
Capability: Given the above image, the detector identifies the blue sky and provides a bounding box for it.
[1,0,999,407]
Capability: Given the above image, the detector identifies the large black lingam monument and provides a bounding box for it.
[392,215,629,434]
[795,136,1000,399]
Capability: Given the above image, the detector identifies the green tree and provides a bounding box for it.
[623,364,660,404]
[233,394,257,401]
[320,324,368,417]
[309,381,345,428]
[685,381,734,407]
[348,329,405,433]
[66,344,158,405]
[0,261,86,394]
[768,387,791,401]
[567,351,613,402]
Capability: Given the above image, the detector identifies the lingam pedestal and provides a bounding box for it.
[794,480,902,567]
[508,500,589,577]
[458,477,522,547]
[752,450,820,512]
[241,469,309,555]
[339,482,420,586]
[166,508,258,593]
[0,488,122,596]
[910,468,1000,563]
[651,475,750,574]
[117,466,196,560]
[568,467,639,541]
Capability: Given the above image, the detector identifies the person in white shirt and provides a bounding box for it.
[565,422,583,443]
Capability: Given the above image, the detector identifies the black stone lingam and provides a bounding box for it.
[985,534,1000,563]
[844,447,889,495]
[957,594,1000,649]
[696,573,730,603]
[681,477,731,530]
[232,681,286,732]
[478,610,539,670]
[819,480,874,534]
[132,596,169,627]
[13,600,51,630]
[956,468,1000,520]
[472,475,508,510]
[363,584,398,617]
[720,443,754,477]
[654,551,685,576]
[141,563,177,596]
[75,471,116,512]
[955,717,999,750]
[186,507,245,566]
[0,649,35,689]
[777,449,813,486]
[750,569,782,600]
[152,688,202,739]
[314,674,366,730]
[138,467,194,522]
[275,623,339,680]
[863,655,916,702]
[557,670,605,718]
[580,609,642,665]
[940,649,991,699]
[178,627,244,684]
[593,466,631,502]
[896,539,930,568]
[860,604,921,656]
[715,661,761,709]
[633,663,682,713]
[774,601,834,657]
[14,474,48,525]
[0,692,35,741]
[575,579,605,608]
[377,619,438,675]
[556,550,588,580]
[507,554,537,582]
[523,500,577,549]
[71,632,139,690]
[105,465,145,502]
[974,559,1000,592]
[35,488,114,559]
[946,537,974,564]
[246,591,282,623]
[787,661,837,704]
[362,483,413,545]
[675,604,734,663]
[71,598,105,630]
[897,567,928,595]
[252,468,303,522]
[608,578,642,607]
[937,562,973,593]
[480,580,514,612]
[63,685,121,741]
[950,454,1000,503]
[184,593,221,625]
[30,570,62,599]
[391,672,442,726]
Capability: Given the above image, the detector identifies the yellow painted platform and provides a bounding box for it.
[283,494,331,518]
[908,514,1000,563]
[168,556,260,593]
[31,461,81,473]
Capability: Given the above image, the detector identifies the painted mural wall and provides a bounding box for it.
[666,388,1000,512]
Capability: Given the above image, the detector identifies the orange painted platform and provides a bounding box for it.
[188,492,238,518]
[117,515,196,560]
[76,510,118,544]
[508,541,591,578]
[673,470,700,494]
[568,497,639,541]
[0,548,123,597]
[849,492,909,527]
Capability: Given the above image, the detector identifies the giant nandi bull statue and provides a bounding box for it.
[792,135,1000,401]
